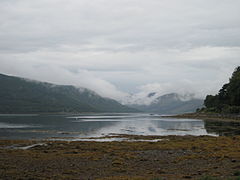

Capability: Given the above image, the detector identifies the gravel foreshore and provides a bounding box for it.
[1,135,240,180]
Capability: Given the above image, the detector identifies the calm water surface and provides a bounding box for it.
[0,113,238,140]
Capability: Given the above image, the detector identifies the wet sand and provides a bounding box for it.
[1,135,240,180]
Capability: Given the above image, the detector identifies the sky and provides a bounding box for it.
[0,0,240,101]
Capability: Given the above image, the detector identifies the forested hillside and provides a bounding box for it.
[0,73,136,113]
[204,66,240,114]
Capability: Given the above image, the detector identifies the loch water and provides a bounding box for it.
[0,113,239,140]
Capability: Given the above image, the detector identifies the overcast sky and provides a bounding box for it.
[0,0,240,101]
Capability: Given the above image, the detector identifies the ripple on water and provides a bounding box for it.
[0,122,35,129]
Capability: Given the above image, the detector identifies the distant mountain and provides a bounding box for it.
[126,93,204,115]
[0,73,136,113]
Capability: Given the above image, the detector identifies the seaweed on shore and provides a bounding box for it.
[1,135,240,179]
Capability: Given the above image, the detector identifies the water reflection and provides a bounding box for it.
[205,120,240,136]
[78,118,215,137]
[0,113,237,140]
[70,114,216,137]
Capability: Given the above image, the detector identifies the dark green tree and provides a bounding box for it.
[204,66,240,114]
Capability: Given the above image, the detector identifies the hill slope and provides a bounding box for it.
[0,73,135,113]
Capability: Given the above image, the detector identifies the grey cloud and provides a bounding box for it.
[1,0,240,53]
[0,0,239,100]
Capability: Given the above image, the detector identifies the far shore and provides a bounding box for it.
[1,112,240,122]
[163,112,240,122]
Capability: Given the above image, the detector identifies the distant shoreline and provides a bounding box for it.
[0,112,136,115]
[164,112,240,122]
[1,112,240,122]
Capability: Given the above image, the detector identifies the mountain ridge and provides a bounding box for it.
[0,73,136,113]
[126,92,203,114]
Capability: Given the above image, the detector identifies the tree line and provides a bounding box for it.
[203,66,240,114]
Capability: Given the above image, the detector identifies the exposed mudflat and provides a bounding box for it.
[1,135,240,180]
